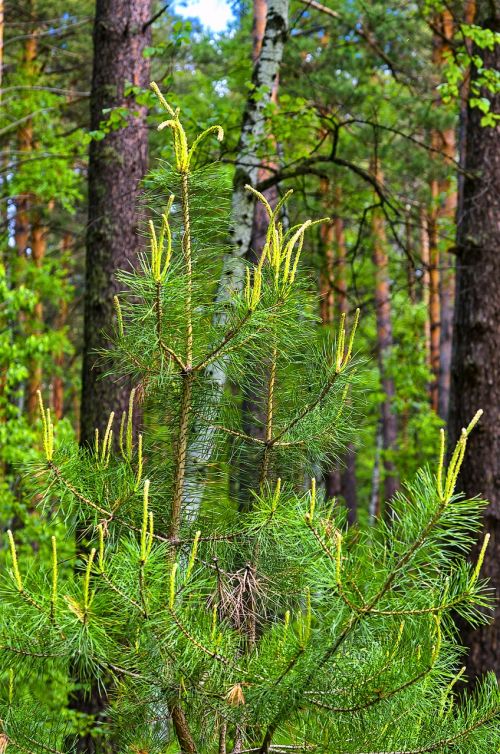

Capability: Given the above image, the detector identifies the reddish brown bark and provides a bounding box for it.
[319,177,335,325]
[26,214,46,419]
[371,164,398,508]
[433,10,456,421]
[320,184,357,523]
[252,0,268,62]
[449,4,500,682]
[420,208,431,366]
[427,191,440,413]
[14,23,37,258]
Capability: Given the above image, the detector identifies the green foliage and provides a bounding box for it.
[0,94,497,754]
[439,22,500,127]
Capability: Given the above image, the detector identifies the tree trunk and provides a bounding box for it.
[238,0,283,508]
[52,234,72,420]
[448,5,500,681]
[218,0,288,299]
[319,178,341,502]
[80,0,152,447]
[433,10,456,422]
[335,204,357,523]
[14,19,37,260]
[420,207,431,366]
[427,194,440,413]
[27,213,46,419]
[371,164,398,507]
[73,3,152,751]
[183,0,288,517]
[320,183,356,523]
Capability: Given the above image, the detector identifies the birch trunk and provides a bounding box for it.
[183,0,288,518]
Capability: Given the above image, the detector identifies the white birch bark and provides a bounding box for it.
[183,0,289,519]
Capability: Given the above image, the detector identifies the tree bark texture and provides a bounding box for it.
[183,0,288,517]
[239,0,282,507]
[215,0,288,309]
[449,4,500,681]
[27,213,46,419]
[371,165,398,507]
[432,10,456,422]
[80,0,151,447]
[320,183,357,524]
[73,3,151,751]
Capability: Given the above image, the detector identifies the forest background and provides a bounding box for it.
[0,0,499,745]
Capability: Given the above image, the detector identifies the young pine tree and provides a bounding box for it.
[0,87,498,754]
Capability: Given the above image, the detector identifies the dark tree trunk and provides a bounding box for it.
[73,3,151,751]
[449,5,500,681]
[81,0,151,447]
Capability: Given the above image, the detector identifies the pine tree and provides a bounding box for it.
[0,88,498,754]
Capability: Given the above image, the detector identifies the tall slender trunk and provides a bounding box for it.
[433,10,456,422]
[448,4,500,682]
[80,0,152,447]
[0,2,4,102]
[239,0,282,508]
[420,207,431,367]
[14,17,37,260]
[369,420,383,523]
[427,191,440,413]
[73,3,152,752]
[371,163,398,507]
[319,178,341,501]
[183,0,289,517]
[319,179,335,326]
[335,200,357,523]
[52,234,72,420]
[27,213,46,419]
[320,184,356,523]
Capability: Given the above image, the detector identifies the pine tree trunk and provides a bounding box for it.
[434,10,456,422]
[73,3,152,751]
[27,214,46,419]
[0,1,3,93]
[427,193,440,413]
[320,184,357,523]
[371,165,398,507]
[14,21,36,259]
[420,208,431,367]
[448,5,500,681]
[80,0,152,447]
[319,178,342,503]
[335,205,357,523]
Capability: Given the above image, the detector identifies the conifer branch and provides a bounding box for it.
[194,311,252,372]
[309,666,431,713]
[347,710,499,754]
